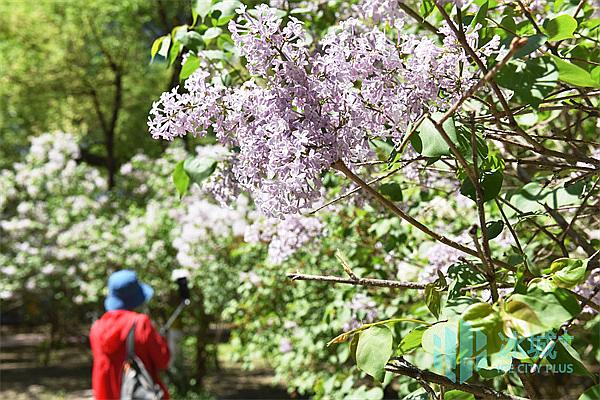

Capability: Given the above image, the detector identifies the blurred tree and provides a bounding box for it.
[0,0,189,186]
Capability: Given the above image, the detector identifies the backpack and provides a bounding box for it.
[120,322,164,400]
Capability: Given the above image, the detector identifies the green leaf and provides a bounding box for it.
[442,296,479,320]
[460,169,503,203]
[447,264,487,299]
[591,66,600,84]
[476,346,512,377]
[552,339,592,377]
[425,283,442,319]
[168,41,182,66]
[349,333,360,363]
[460,302,504,353]
[421,321,458,354]
[356,325,393,382]
[485,220,504,239]
[183,156,217,185]
[180,54,201,81]
[211,0,242,26]
[514,264,528,294]
[579,385,600,400]
[411,113,457,158]
[529,277,561,293]
[495,57,558,107]
[444,390,475,400]
[328,318,429,346]
[151,36,166,61]
[420,0,435,18]
[398,326,427,355]
[379,182,403,202]
[172,160,190,199]
[551,56,600,87]
[193,0,213,24]
[471,2,488,28]
[181,31,204,48]
[504,289,581,337]
[544,15,577,42]
[507,181,585,217]
[422,321,459,377]
[203,27,222,41]
[172,25,189,42]
[363,387,384,400]
[545,258,588,288]
[500,15,517,35]
[290,7,313,14]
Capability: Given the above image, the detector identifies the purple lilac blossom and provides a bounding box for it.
[574,269,600,314]
[421,232,471,282]
[359,0,406,26]
[279,338,293,353]
[343,293,379,331]
[245,213,323,264]
[148,5,497,217]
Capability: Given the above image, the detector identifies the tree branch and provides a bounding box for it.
[332,160,514,272]
[287,272,511,292]
[287,273,426,289]
[386,358,527,400]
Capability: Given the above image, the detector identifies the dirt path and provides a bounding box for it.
[0,331,293,400]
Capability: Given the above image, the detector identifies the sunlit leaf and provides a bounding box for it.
[411,114,457,158]
[172,160,190,199]
[551,56,600,87]
[544,15,577,42]
[356,325,393,382]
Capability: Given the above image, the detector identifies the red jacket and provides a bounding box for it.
[90,310,170,399]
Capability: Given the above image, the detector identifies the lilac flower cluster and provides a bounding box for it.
[193,145,242,206]
[148,70,224,142]
[421,231,471,282]
[359,0,406,25]
[343,293,379,331]
[148,4,493,217]
[574,269,600,314]
[245,213,323,264]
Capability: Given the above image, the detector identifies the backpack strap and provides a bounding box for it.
[126,322,136,360]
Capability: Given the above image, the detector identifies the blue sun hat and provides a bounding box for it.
[104,270,154,311]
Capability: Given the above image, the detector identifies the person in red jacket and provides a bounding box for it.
[90,270,170,399]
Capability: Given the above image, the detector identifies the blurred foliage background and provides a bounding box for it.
[0,0,191,177]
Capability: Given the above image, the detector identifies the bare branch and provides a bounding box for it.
[287,273,511,292]
[287,273,426,289]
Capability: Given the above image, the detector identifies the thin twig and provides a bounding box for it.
[335,250,358,280]
[287,273,426,289]
[308,167,402,214]
[558,179,599,243]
